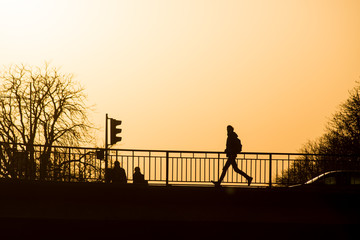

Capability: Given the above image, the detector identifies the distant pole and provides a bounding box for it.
[29,82,32,144]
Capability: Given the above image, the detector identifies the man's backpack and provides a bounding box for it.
[235,137,242,154]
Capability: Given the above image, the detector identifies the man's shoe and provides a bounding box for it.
[211,180,221,187]
[247,177,253,186]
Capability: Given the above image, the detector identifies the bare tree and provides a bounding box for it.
[0,63,94,179]
[277,82,360,185]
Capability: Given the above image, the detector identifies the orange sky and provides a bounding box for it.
[1,0,360,153]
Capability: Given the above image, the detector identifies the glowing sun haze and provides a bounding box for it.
[1,0,360,153]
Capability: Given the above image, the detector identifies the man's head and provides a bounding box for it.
[227,125,234,133]
[114,160,120,167]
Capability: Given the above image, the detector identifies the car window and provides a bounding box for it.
[350,176,360,185]
[305,171,360,186]
[324,176,336,185]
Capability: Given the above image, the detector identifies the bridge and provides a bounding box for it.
[2,143,359,186]
[0,143,359,238]
[0,177,359,238]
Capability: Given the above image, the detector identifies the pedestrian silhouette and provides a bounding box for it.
[212,125,253,187]
[111,160,127,184]
[133,167,148,185]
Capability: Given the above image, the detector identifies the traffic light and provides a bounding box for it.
[110,118,122,145]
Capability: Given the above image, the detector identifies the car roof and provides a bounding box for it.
[305,170,360,184]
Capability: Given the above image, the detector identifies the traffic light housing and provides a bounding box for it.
[110,118,122,145]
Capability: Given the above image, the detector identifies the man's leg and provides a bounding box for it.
[212,158,231,186]
[218,159,231,183]
[230,159,253,186]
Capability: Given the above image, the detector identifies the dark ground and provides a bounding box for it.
[0,180,359,239]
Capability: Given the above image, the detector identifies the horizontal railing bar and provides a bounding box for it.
[4,142,360,158]
[3,142,359,157]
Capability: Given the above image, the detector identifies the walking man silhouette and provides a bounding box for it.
[212,125,253,187]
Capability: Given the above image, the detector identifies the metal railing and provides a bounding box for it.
[1,143,359,187]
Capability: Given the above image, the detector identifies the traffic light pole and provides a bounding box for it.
[105,113,109,179]
[104,114,122,183]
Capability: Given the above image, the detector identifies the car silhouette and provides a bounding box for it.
[291,170,360,188]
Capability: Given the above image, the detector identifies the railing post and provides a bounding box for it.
[269,153,272,188]
[68,147,71,182]
[218,153,220,181]
[166,151,169,186]
[132,150,135,182]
